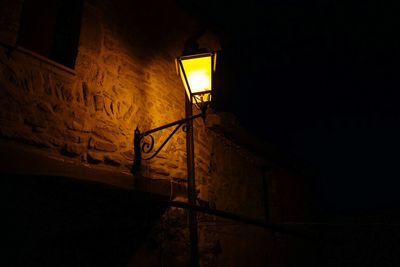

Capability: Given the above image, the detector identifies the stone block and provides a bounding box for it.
[48,136,63,147]
[123,104,134,121]
[121,149,134,161]
[82,81,90,106]
[55,82,74,102]
[165,161,179,169]
[150,166,170,177]
[24,114,46,128]
[104,154,122,166]
[171,171,186,180]
[66,120,80,140]
[94,140,117,152]
[155,152,168,159]
[92,126,119,143]
[119,141,128,148]
[52,104,64,114]
[87,150,104,163]
[36,102,53,114]
[93,94,104,111]
[57,130,80,144]
[104,96,113,116]
[68,119,84,132]
[88,137,95,148]
[62,143,85,156]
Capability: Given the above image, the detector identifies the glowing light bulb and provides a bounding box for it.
[188,71,209,92]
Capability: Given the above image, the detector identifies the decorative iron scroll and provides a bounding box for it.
[139,122,185,160]
[132,112,203,174]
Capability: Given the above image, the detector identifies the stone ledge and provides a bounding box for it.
[0,140,187,198]
[0,140,133,190]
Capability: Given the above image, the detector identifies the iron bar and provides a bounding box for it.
[141,113,203,137]
[161,200,319,242]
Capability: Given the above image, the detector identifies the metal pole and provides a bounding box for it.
[186,97,199,267]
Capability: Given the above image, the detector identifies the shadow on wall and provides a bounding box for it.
[3,174,168,267]
[100,0,200,60]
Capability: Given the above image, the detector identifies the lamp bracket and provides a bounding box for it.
[132,112,204,174]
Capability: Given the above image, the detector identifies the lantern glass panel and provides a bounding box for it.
[179,55,212,102]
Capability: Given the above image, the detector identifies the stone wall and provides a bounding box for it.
[0,0,201,182]
[200,129,271,267]
[0,0,310,266]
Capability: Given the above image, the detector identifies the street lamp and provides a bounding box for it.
[132,48,217,267]
[132,50,216,172]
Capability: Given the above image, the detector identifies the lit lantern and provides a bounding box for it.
[177,52,217,105]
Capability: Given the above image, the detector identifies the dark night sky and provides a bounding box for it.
[182,0,400,218]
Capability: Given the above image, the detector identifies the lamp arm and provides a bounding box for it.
[132,112,204,174]
[142,113,203,137]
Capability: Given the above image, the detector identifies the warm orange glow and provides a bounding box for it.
[187,70,209,92]
[178,54,214,103]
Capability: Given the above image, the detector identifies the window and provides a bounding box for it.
[18,0,83,69]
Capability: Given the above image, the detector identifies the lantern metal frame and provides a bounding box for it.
[176,52,216,113]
